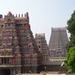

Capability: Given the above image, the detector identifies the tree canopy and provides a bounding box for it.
[64,47,75,73]
[66,10,75,51]
[64,10,75,73]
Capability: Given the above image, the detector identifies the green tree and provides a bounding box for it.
[64,47,75,73]
[66,10,75,51]
[64,10,75,73]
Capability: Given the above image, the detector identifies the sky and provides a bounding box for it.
[0,0,75,44]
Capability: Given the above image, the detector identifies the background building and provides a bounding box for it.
[49,28,69,57]
[0,12,42,75]
[35,33,49,61]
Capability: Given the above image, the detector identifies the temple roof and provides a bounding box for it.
[0,12,29,24]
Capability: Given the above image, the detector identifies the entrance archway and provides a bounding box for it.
[1,69,10,75]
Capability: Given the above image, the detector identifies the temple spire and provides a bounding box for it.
[16,14,17,17]
[25,12,29,23]
[19,14,20,17]
[21,14,23,17]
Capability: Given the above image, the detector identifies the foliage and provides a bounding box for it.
[67,10,75,35]
[66,10,75,51]
[64,10,75,73]
[64,47,75,73]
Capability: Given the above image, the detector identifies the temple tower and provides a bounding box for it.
[0,12,42,75]
[49,28,68,57]
[35,33,49,61]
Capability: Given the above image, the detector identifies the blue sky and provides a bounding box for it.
[0,0,75,44]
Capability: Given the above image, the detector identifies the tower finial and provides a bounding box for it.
[22,14,23,17]
[8,12,12,15]
[25,12,28,18]
[19,14,20,17]
[25,12,29,23]
[16,14,17,17]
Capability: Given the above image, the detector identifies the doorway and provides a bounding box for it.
[1,69,10,75]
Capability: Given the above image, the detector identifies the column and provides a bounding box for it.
[18,67,21,74]
[15,67,21,74]
[10,68,13,75]
[12,68,15,75]
[3,58,4,64]
[34,66,37,73]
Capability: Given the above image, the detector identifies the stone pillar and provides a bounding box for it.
[15,67,21,74]
[3,58,4,64]
[10,68,13,75]
[33,66,37,73]
[18,67,21,74]
[12,68,15,75]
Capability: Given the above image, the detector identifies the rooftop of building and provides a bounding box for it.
[42,57,66,65]
[35,33,45,38]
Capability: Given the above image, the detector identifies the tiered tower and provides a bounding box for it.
[0,12,42,75]
[49,28,69,57]
[35,33,49,61]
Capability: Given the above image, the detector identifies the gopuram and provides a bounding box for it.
[0,12,42,75]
